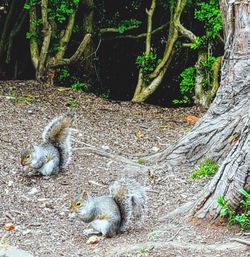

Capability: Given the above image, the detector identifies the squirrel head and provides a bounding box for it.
[20,148,33,166]
[69,192,96,223]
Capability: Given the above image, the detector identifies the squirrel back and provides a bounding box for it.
[109,178,148,232]
[42,113,74,169]
[70,178,148,237]
[21,113,74,176]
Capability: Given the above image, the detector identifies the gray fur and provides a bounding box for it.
[74,179,147,237]
[77,195,121,237]
[21,114,73,176]
[109,178,148,232]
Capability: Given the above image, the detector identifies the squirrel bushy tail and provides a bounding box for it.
[42,113,74,169]
[109,178,148,232]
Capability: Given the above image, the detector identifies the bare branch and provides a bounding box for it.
[103,24,168,40]
[54,9,77,62]
[145,0,156,54]
[51,34,92,67]
[6,10,27,64]
[100,25,140,34]
[177,23,197,42]
[29,7,39,70]
[37,0,52,79]
[149,0,187,79]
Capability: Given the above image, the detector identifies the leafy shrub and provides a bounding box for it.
[99,90,110,100]
[191,0,222,49]
[56,67,70,83]
[173,67,196,105]
[217,189,250,230]
[24,0,79,23]
[191,158,218,180]
[136,52,161,85]
[66,99,77,107]
[117,19,141,33]
[71,81,89,91]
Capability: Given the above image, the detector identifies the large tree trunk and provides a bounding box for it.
[149,0,250,220]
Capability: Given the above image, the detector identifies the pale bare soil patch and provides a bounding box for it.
[0,81,249,257]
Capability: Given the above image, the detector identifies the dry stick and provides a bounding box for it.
[88,180,106,188]
[74,146,144,167]
[72,139,146,167]
[166,228,182,242]
[0,175,7,184]
[230,238,250,246]
[72,139,166,175]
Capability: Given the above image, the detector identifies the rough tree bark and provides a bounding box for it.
[193,51,222,108]
[148,0,250,220]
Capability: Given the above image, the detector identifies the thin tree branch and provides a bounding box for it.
[100,25,140,34]
[149,0,187,79]
[29,6,39,70]
[51,33,92,67]
[54,8,78,62]
[177,23,197,42]
[6,10,27,64]
[145,0,156,54]
[37,0,52,79]
[0,0,16,60]
[103,23,168,40]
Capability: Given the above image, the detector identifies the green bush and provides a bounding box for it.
[173,67,196,105]
[136,52,161,85]
[217,189,250,230]
[191,158,218,180]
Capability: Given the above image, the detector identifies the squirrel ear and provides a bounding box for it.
[82,191,88,200]
[82,192,93,201]
[33,145,39,151]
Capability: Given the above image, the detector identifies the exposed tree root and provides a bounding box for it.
[72,139,151,173]
[107,239,248,257]
[230,238,250,246]
[73,140,136,164]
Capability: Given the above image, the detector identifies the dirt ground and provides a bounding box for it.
[0,81,249,257]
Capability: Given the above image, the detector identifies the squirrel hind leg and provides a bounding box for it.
[90,220,116,237]
[83,228,102,237]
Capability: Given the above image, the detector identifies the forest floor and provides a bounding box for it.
[0,81,249,257]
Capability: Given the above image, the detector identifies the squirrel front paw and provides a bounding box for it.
[83,228,101,237]
[22,166,38,177]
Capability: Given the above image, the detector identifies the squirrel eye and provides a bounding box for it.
[76,202,81,206]
[26,154,30,159]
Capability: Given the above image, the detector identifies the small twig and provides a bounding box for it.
[166,228,182,242]
[5,212,14,221]
[145,189,159,194]
[28,223,42,227]
[88,180,106,188]
[73,145,144,167]
[0,175,7,184]
[10,209,27,216]
[230,238,250,246]
[81,38,101,62]
[72,139,92,147]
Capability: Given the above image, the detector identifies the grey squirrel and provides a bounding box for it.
[69,178,148,237]
[20,113,74,176]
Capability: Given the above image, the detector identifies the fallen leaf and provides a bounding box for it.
[135,131,144,138]
[159,124,170,130]
[184,115,199,124]
[27,187,39,195]
[57,87,69,93]
[86,235,102,245]
[151,146,159,152]
[3,223,15,231]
